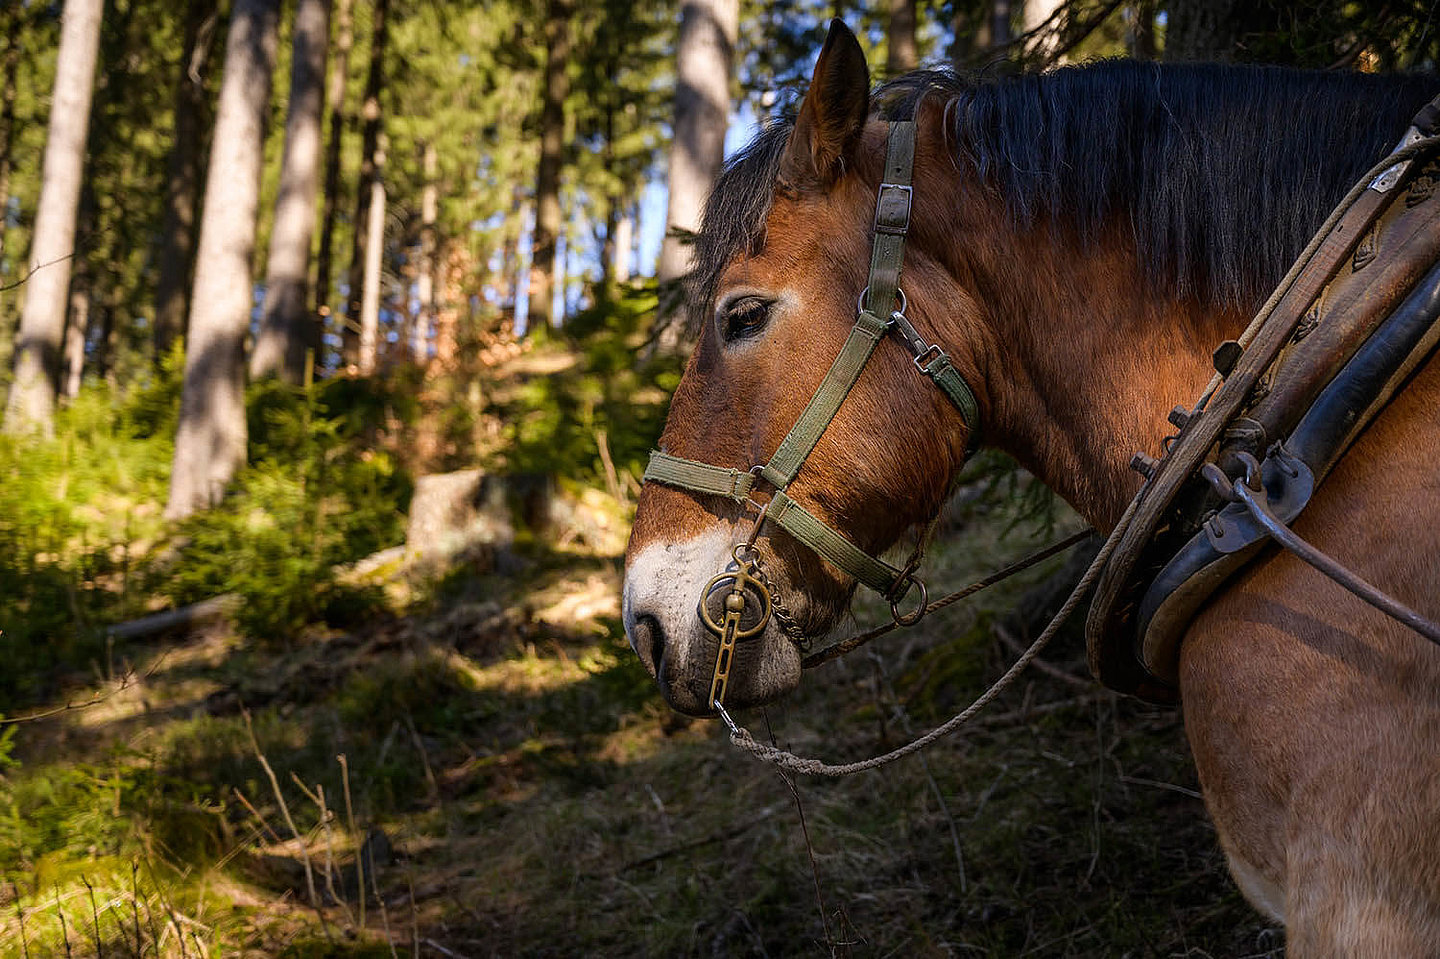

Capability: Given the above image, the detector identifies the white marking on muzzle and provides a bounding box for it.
[623,526,740,680]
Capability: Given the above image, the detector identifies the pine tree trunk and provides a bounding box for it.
[526,0,573,340]
[314,0,352,348]
[1021,0,1063,62]
[252,0,329,383]
[992,0,1013,49]
[166,0,280,519]
[0,7,22,270]
[3,0,105,435]
[1127,1,1156,59]
[343,0,389,368]
[655,0,736,286]
[61,282,89,400]
[152,0,213,367]
[413,138,437,361]
[357,135,385,374]
[611,205,633,284]
[886,0,918,75]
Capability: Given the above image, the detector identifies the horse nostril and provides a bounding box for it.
[631,613,666,679]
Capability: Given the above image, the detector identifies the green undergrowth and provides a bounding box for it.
[2,480,1282,956]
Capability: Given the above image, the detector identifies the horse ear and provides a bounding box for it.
[783,19,871,189]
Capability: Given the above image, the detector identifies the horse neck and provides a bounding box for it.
[937,201,1248,531]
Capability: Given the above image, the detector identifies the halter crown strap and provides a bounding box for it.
[643,119,980,600]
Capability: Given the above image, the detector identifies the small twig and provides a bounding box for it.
[993,622,1094,690]
[407,872,421,959]
[403,714,441,806]
[82,876,103,959]
[316,784,355,926]
[243,709,330,941]
[1118,774,1203,800]
[232,788,285,846]
[0,658,159,725]
[141,858,188,959]
[55,884,73,959]
[338,754,366,931]
[0,251,79,293]
[618,803,784,871]
[14,879,31,959]
[421,939,470,958]
[974,693,1108,729]
[762,715,832,953]
[369,838,398,959]
[132,863,149,959]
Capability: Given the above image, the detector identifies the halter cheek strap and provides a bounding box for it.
[643,119,981,605]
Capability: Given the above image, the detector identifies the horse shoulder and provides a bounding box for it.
[1177,356,1440,942]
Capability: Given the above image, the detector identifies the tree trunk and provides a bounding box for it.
[886,0,918,75]
[1127,1,1156,59]
[992,0,1013,49]
[1021,0,1064,62]
[655,0,736,286]
[314,0,352,349]
[611,204,633,285]
[952,1,994,67]
[3,0,105,435]
[357,135,385,374]
[251,0,329,383]
[61,283,89,400]
[1162,0,1283,62]
[152,0,214,367]
[526,0,573,340]
[413,138,437,361]
[0,7,22,270]
[166,0,280,520]
[343,0,389,368]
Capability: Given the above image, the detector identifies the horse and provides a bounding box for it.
[623,20,1440,952]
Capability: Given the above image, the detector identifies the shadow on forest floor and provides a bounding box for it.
[0,483,1286,958]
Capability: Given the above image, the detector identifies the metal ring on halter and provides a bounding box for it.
[889,575,929,627]
[858,285,907,318]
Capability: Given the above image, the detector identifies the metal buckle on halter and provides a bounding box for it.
[913,344,943,372]
[874,183,913,235]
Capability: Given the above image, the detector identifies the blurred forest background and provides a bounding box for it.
[0,0,1435,955]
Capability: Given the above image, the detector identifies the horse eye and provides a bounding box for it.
[720,297,772,342]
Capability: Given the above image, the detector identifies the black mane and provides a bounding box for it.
[693,61,1439,321]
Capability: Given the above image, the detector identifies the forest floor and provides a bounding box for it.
[0,340,1287,958]
[2,499,1287,958]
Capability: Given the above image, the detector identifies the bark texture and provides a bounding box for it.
[413,139,437,360]
[343,0,389,366]
[526,0,574,338]
[252,0,330,383]
[153,0,214,365]
[655,0,737,286]
[3,0,105,435]
[166,0,280,519]
[0,7,22,269]
[314,0,352,336]
[357,135,385,373]
[886,0,917,75]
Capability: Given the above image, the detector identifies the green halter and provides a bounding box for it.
[643,120,981,608]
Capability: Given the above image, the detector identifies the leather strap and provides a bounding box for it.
[642,120,979,601]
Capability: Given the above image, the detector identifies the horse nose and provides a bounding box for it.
[626,608,667,682]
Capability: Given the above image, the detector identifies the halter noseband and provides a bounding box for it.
[641,120,980,706]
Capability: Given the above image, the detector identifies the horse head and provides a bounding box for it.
[623,21,984,715]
